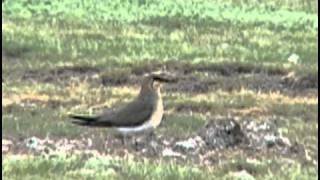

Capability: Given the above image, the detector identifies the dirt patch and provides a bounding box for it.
[50,66,100,76]
[174,103,213,114]
[282,72,318,89]
[23,66,139,86]
[131,62,167,75]
[192,62,288,76]
[100,68,138,86]
[131,61,289,77]
[20,62,317,96]
[171,117,309,165]
[164,75,217,93]
[22,65,100,82]
[198,118,284,151]
[198,119,246,149]
[166,71,318,96]
[2,117,311,167]
[19,99,79,109]
[130,61,316,95]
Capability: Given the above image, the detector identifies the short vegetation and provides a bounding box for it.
[2,0,318,179]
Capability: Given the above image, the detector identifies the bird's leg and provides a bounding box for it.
[121,134,128,146]
[121,136,125,145]
[146,131,158,155]
[147,131,156,142]
[133,136,140,151]
[122,134,137,149]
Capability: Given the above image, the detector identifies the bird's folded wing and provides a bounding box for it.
[97,99,154,127]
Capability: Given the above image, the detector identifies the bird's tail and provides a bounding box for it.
[69,114,99,126]
[69,114,113,127]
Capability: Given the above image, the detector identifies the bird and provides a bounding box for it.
[69,72,177,145]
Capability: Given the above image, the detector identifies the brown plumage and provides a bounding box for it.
[69,72,176,136]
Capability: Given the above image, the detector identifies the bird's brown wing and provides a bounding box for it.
[97,99,154,127]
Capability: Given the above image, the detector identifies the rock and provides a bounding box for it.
[277,135,291,147]
[197,117,294,152]
[288,53,300,64]
[162,139,171,146]
[264,134,277,148]
[150,140,159,150]
[2,145,9,153]
[25,136,40,150]
[199,118,245,149]
[2,139,13,146]
[175,138,198,151]
[2,139,13,153]
[162,148,184,158]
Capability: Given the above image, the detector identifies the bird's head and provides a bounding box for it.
[140,71,177,93]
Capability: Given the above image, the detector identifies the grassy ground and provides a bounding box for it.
[2,0,318,179]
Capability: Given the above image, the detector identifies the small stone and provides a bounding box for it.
[277,136,291,146]
[2,139,13,146]
[264,134,277,148]
[25,136,40,149]
[162,148,183,158]
[162,140,171,146]
[150,140,159,150]
[288,53,300,64]
[2,145,9,153]
[87,138,93,147]
[312,160,317,166]
[194,136,205,144]
[175,138,198,151]
[305,149,312,161]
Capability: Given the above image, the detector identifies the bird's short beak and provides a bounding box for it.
[151,72,178,83]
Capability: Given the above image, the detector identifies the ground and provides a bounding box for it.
[2,0,318,179]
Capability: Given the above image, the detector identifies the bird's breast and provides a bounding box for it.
[149,94,163,128]
[116,90,164,136]
[115,98,163,136]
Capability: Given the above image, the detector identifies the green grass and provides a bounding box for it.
[3,18,317,64]
[2,0,318,179]
[2,154,317,180]
[2,0,318,71]
[2,154,210,180]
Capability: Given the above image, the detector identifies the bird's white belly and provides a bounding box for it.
[116,122,154,135]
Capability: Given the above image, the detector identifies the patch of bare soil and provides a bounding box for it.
[132,61,289,76]
[185,117,312,166]
[100,68,138,86]
[2,117,314,167]
[282,72,318,89]
[169,73,317,97]
[131,61,317,95]
[174,103,214,114]
[164,75,217,93]
[20,61,317,96]
[22,66,101,83]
